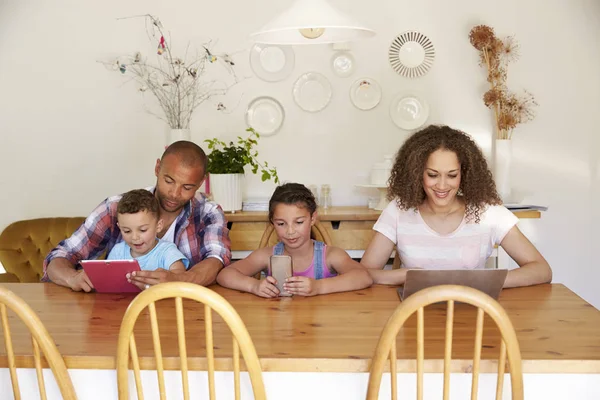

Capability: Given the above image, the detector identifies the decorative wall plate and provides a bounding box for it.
[250,44,295,82]
[245,96,285,136]
[349,78,382,110]
[331,51,355,78]
[388,31,435,78]
[293,72,332,113]
[390,92,430,130]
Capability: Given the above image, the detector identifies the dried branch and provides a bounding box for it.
[469,25,537,140]
[99,14,242,129]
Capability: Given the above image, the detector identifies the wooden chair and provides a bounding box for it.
[0,285,77,400]
[257,220,333,248]
[366,285,523,400]
[116,282,266,400]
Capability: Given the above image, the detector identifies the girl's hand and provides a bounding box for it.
[252,276,280,298]
[284,276,321,296]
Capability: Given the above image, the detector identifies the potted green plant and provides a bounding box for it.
[205,128,279,212]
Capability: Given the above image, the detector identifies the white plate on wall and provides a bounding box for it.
[349,78,382,110]
[389,93,429,130]
[245,96,285,136]
[250,44,295,82]
[293,72,332,113]
[388,31,435,78]
[331,51,355,77]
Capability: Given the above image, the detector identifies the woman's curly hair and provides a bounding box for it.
[388,125,501,223]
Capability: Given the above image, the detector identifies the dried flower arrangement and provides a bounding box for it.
[100,14,240,129]
[469,25,538,140]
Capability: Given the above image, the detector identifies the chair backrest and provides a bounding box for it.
[0,285,77,400]
[0,217,85,282]
[257,221,333,249]
[367,285,523,400]
[116,282,266,400]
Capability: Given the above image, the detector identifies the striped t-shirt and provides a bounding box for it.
[373,201,518,270]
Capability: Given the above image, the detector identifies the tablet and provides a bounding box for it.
[80,259,142,293]
[397,269,508,301]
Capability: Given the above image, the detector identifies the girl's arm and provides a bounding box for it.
[216,247,277,296]
[316,247,373,294]
[500,226,552,288]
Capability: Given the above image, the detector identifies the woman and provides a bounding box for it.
[361,125,552,288]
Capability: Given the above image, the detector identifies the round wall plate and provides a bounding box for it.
[390,92,430,130]
[245,96,285,136]
[292,72,332,113]
[250,44,295,82]
[388,31,435,78]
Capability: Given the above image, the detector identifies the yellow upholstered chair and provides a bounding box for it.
[0,285,77,399]
[116,282,266,400]
[0,217,85,282]
[257,220,332,248]
[367,285,523,400]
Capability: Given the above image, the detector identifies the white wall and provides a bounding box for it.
[1,1,599,307]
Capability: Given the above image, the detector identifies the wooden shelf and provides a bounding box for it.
[225,206,542,222]
[226,206,542,251]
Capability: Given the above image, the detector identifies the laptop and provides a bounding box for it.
[80,259,142,293]
[396,269,508,301]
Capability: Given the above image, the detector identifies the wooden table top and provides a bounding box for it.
[0,283,596,373]
[225,206,541,222]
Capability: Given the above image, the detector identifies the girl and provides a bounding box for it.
[361,125,552,288]
[217,183,373,298]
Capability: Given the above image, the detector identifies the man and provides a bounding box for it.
[43,141,231,292]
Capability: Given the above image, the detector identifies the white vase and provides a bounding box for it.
[209,173,244,212]
[166,128,191,146]
[494,139,512,202]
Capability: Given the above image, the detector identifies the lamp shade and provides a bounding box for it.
[250,0,375,45]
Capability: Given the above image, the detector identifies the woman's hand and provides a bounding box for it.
[284,276,321,296]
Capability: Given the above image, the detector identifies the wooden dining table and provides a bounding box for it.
[0,282,598,375]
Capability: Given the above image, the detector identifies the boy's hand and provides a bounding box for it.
[252,276,280,298]
[284,276,320,296]
[127,269,175,290]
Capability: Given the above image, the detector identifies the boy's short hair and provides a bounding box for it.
[268,183,317,222]
[117,189,159,217]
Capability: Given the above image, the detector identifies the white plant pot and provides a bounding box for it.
[494,139,512,202]
[209,173,244,212]
[166,128,191,146]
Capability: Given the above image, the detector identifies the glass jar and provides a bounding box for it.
[308,185,319,203]
[320,184,332,209]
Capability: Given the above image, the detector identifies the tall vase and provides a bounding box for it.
[209,173,244,213]
[166,128,191,146]
[494,139,512,202]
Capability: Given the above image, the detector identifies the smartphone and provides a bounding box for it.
[269,255,293,297]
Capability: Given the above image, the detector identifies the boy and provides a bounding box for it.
[108,189,189,272]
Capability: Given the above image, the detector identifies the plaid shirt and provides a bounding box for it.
[42,188,231,281]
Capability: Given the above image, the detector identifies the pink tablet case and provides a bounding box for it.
[80,260,142,293]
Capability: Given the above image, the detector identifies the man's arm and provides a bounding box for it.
[43,197,119,288]
[178,257,223,285]
[47,258,95,292]
[128,257,223,288]
[197,202,232,267]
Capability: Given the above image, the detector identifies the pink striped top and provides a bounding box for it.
[373,201,518,270]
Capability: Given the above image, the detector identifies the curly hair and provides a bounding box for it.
[268,183,317,222]
[117,189,159,217]
[388,125,501,223]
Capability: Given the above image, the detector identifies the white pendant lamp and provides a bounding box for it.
[250,0,375,45]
